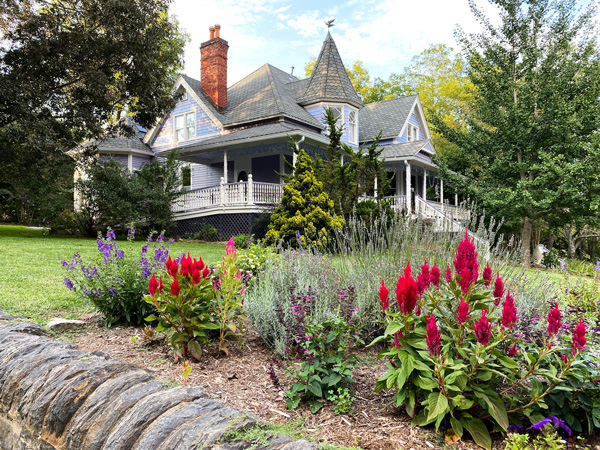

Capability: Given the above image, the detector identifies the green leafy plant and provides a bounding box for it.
[193,223,218,242]
[233,233,253,249]
[372,233,591,449]
[237,243,278,287]
[278,287,363,413]
[327,387,355,415]
[60,227,169,326]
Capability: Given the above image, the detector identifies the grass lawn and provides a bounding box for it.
[0,225,225,323]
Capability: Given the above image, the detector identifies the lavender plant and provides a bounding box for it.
[60,227,170,326]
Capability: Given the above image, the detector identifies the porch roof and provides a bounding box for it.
[380,139,437,170]
[157,121,329,157]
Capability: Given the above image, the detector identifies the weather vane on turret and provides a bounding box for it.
[325,18,335,28]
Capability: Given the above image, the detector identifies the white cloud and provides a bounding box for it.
[286,11,324,37]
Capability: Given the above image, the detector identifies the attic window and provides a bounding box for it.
[407,124,419,142]
[322,105,343,133]
[175,112,196,142]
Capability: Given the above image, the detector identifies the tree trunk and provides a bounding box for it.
[567,232,576,259]
[522,217,532,267]
[547,233,555,250]
[588,237,597,261]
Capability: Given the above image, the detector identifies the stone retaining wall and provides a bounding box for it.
[0,322,314,450]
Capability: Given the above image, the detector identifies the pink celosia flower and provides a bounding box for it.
[379,279,389,311]
[482,262,493,287]
[474,309,491,345]
[426,312,442,357]
[493,274,504,306]
[547,305,561,337]
[226,238,236,256]
[202,266,210,278]
[572,319,587,354]
[396,262,418,315]
[501,291,518,329]
[459,268,472,294]
[430,263,440,288]
[393,330,402,349]
[457,297,470,324]
[445,264,452,283]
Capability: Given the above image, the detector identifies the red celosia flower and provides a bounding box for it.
[379,279,389,311]
[393,331,402,349]
[474,309,491,345]
[192,269,201,285]
[158,276,164,293]
[547,305,561,337]
[459,268,472,294]
[501,291,518,329]
[426,312,442,357]
[170,278,180,296]
[417,261,431,294]
[454,230,479,282]
[445,264,452,283]
[493,274,504,306]
[194,257,205,271]
[148,273,159,296]
[202,266,210,278]
[482,262,492,287]
[167,257,178,277]
[507,342,518,357]
[457,296,470,324]
[180,255,191,277]
[430,263,440,288]
[572,319,586,354]
[396,263,418,315]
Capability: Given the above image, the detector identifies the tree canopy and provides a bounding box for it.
[433,0,600,265]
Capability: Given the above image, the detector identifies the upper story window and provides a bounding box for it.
[348,109,358,144]
[407,124,419,142]
[175,112,196,142]
[321,104,343,131]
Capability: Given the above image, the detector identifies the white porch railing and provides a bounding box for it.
[172,176,284,214]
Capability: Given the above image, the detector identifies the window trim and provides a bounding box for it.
[407,123,419,142]
[348,107,358,144]
[174,111,196,143]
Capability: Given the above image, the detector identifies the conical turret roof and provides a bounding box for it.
[299,32,363,109]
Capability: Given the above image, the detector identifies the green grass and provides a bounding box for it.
[0,225,225,323]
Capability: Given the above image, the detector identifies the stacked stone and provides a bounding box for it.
[0,322,315,450]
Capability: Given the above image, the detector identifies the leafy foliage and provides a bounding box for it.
[265,148,343,249]
[433,0,600,265]
[60,228,169,326]
[277,287,363,413]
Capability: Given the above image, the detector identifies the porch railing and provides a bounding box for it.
[172,175,284,214]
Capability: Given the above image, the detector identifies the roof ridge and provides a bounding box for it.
[366,94,418,107]
[227,63,271,90]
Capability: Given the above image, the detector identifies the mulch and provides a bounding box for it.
[58,320,595,450]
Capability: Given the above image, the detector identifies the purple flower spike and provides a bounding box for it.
[528,416,571,436]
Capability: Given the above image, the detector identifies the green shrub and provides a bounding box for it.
[237,243,278,287]
[542,249,560,269]
[194,223,218,241]
[233,233,253,249]
[60,228,169,326]
[265,149,343,249]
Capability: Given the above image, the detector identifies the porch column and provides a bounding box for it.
[223,150,228,183]
[455,193,458,207]
[440,179,444,213]
[423,169,427,201]
[374,176,378,198]
[247,174,254,205]
[220,177,225,206]
[292,152,297,169]
[406,162,412,213]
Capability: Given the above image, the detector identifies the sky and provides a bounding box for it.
[167,0,501,86]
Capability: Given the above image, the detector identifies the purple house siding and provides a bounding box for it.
[132,155,151,170]
[423,141,434,152]
[191,163,222,188]
[151,95,221,152]
[99,154,128,165]
[304,103,356,146]
[396,110,424,143]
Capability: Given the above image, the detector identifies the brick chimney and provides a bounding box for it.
[201,24,228,110]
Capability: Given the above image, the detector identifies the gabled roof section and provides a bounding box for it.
[298,32,363,109]
[359,95,418,142]
[85,116,153,155]
[224,64,323,128]
[379,139,436,159]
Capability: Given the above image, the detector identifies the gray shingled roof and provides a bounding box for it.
[167,122,328,154]
[298,32,363,109]
[359,95,418,142]
[182,67,323,129]
[380,139,433,159]
[86,116,153,154]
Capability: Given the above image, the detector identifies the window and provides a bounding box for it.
[407,124,419,142]
[348,109,358,144]
[181,165,192,190]
[175,112,196,142]
[321,104,343,132]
